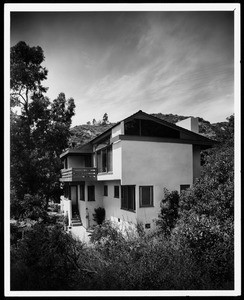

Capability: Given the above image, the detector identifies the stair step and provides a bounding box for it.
[72,222,82,227]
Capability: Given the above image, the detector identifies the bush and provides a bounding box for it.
[156,189,180,235]
[11,223,86,290]
[93,207,105,225]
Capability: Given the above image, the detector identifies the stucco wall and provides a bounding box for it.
[136,184,164,230]
[102,180,137,224]
[121,140,193,190]
[78,199,86,227]
[85,181,103,228]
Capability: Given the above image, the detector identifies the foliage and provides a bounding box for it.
[69,123,114,148]
[11,223,87,290]
[10,41,48,108]
[89,220,124,245]
[10,41,75,212]
[156,189,180,235]
[102,113,109,125]
[93,207,105,225]
[171,115,234,289]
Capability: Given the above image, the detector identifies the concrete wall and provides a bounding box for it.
[85,181,103,228]
[136,184,164,230]
[121,140,193,189]
[60,196,72,226]
[102,180,137,225]
[119,140,193,230]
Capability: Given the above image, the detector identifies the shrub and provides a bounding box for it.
[93,207,105,225]
[11,223,86,290]
[156,189,180,235]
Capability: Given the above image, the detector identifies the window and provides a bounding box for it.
[124,118,180,138]
[88,185,95,201]
[104,185,108,196]
[97,145,113,173]
[63,158,68,169]
[80,185,85,200]
[114,186,119,198]
[180,184,190,193]
[139,186,153,207]
[107,145,113,172]
[121,185,135,211]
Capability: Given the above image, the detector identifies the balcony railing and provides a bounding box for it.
[60,167,97,182]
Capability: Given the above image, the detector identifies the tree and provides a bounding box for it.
[92,118,97,125]
[10,41,48,113]
[156,189,180,236]
[172,115,234,288]
[102,113,109,125]
[10,41,75,216]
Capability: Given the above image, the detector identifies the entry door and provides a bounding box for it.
[70,185,77,206]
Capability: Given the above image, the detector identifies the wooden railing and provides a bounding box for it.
[60,167,97,182]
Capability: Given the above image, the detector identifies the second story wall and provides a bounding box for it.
[121,140,193,191]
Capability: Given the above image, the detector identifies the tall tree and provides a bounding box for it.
[10,41,48,113]
[10,41,75,216]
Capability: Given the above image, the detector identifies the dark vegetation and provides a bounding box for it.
[10,41,235,291]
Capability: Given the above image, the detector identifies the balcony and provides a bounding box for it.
[60,167,97,182]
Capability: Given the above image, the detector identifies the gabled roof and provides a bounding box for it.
[60,110,217,158]
[89,110,217,145]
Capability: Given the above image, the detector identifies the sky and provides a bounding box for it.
[10,8,235,126]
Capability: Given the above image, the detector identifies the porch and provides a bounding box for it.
[60,167,97,182]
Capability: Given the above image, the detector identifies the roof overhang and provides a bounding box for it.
[60,144,93,159]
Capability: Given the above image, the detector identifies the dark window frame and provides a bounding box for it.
[114,185,120,198]
[88,185,95,201]
[139,186,154,207]
[104,185,108,196]
[121,185,136,212]
[80,185,85,201]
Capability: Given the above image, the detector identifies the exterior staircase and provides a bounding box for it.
[71,207,82,227]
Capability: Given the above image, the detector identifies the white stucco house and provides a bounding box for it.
[59,110,215,231]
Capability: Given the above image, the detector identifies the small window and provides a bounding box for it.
[180,184,190,193]
[88,185,95,201]
[104,185,108,196]
[80,185,85,200]
[114,186,120,198]
[139,186,153,207]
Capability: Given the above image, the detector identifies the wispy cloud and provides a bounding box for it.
[11,11,234,125]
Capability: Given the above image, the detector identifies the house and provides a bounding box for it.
[59,110,215,231]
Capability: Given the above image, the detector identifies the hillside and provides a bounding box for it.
[69,113,229,148]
